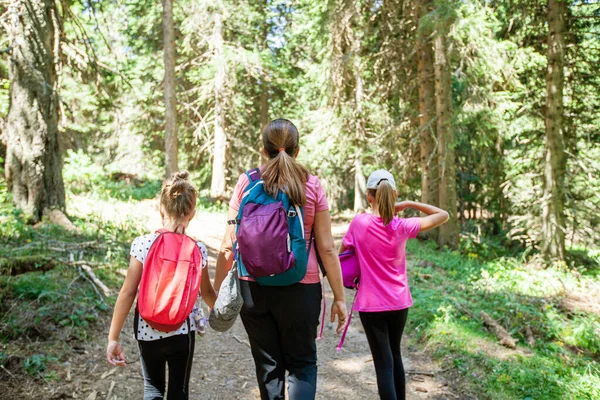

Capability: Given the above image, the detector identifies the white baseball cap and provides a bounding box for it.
[366,169,397,191]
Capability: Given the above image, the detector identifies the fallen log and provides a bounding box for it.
[0,256,57,276]
[480,311,518,349]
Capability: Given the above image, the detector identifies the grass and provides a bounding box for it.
[407,239,600,399]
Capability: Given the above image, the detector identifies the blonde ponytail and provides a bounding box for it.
[375,180,396,226]
[261,119,309,206]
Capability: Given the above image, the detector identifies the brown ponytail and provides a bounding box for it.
[261,119,309,206]
[367,180,396,226]
[160,170,197,221]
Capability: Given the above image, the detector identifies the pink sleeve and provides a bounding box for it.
[228,174,250,211]
[402,217,421,239]
[342,217,357,250]
[313,177,329,212]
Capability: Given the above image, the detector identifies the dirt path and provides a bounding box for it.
[3,201,458,399]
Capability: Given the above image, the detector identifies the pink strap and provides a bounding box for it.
[317,283,326,340]
[336,295,357,351]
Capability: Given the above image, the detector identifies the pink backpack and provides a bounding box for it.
[137,229,203,332]
[340,250,360,289]
[337,249,360,350]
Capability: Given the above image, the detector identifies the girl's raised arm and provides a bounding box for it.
[395,201,449,232]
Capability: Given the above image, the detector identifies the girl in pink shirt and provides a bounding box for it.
[340,169,448,400]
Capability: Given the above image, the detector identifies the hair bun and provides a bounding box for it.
[168,180,187,199]
[171,170,190,182]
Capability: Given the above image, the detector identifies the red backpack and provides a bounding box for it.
[137,229,203,332]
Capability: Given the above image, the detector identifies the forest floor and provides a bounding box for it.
[0,198,466,400]
[3,189,599,399]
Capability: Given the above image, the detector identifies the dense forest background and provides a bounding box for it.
[0,0,599,399]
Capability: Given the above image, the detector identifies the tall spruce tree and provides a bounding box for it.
[5,0,66,223]
[542,0,567,262]
[163,0,179,177]
[434,4,459,248]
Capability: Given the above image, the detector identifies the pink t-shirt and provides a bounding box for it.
[229,170,329,284]
[342,214,421,312]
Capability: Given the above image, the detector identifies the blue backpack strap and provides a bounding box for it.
[246,168,261,183]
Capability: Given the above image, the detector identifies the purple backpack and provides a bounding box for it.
[234,168,310,286]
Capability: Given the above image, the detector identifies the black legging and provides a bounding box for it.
[359,308,409,400]
[137,333,195,400]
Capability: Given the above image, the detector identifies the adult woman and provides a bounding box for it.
[339,169,448,400]
[214,118,348,400]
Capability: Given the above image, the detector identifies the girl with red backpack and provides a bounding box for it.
[106,171,217,400]
[339,169,449,400]
[214,119,348,400]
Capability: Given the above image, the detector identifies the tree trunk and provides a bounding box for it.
[260,4,269,129]
[162,0,178,177]
[354,156,367,212]
[417,0,439,240]
[542,0,567,262]
[434,30,459,249]
[5,0,65,223]
[260,80,268,129]
[210,12,227,199]
[353,29,367,213]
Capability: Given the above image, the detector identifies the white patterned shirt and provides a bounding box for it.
[130,233,208,341]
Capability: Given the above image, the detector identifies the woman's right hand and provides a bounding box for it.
[331,300,349,334]
[106,340,126,367]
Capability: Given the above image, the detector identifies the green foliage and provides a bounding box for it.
[9,272,61,300]
[22,354,57,377]
[64,150,162,201]
[196,194,229,214]
[408,239,600,399]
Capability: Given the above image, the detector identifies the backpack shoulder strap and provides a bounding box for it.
[245,168,261,183]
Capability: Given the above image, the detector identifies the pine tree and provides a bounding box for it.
[542,0,567,262]
[4,0,66,222]
[417,0,439,213]
[434,5,459,248]
[163,0,179,177]
[210,10,227,199]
